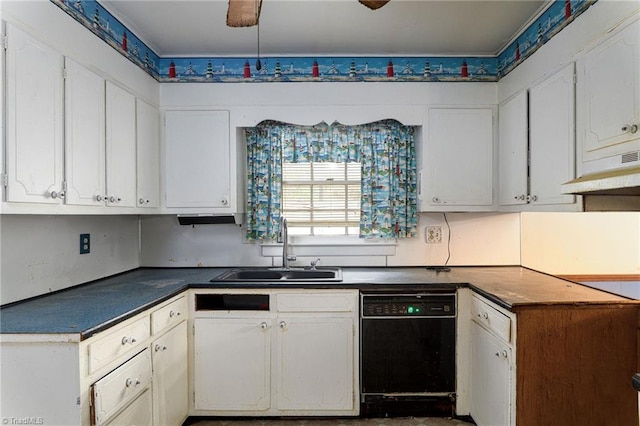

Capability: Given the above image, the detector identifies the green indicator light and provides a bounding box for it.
[416,308,421,313]
[408,306,414,314]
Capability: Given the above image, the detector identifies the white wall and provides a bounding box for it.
[0,215,140,305]
[140,213,521,268]
[521,212,640,275]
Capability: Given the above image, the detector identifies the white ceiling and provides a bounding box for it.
[100,0,549,57]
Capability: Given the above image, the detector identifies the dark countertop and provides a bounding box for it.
[1,266,635,340]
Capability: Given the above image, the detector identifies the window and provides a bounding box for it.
[282,162,361,236]
[245,119,417,241]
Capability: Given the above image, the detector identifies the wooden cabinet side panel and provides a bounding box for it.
[516,306,639,426]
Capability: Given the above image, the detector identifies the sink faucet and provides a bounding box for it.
[278,216,296,269]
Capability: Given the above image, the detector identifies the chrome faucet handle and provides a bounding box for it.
[310,258,321,270]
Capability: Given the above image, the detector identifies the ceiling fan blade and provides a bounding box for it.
[227,0,262,27]
[358,0,390,10]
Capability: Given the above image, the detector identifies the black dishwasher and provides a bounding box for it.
[360,292,456,417]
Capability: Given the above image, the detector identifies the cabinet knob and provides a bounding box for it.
[121,336,136,345]
[125,378,141,387]
[139,198,145,204]
[482,312,489,320]
[259,322,268,330]
[221,198,229,205]
[169,310,181,318]
[622,124,638,134]
[50,190,65,199]
[514,194,525,201]
[96,195,104,202]
[279,321,287,329]
[154,344,167,352]
[432,197,439,203]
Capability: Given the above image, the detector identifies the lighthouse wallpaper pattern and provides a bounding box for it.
[51,0,595,83]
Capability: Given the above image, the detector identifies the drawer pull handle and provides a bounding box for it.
[279,321,287,329]
[155,344,167,352]
[125,378,141,387]
[259,322,268,330]
[121,336,137,345]
[169,310,181,318]
[495,350,508,358]
[482,312,489,320]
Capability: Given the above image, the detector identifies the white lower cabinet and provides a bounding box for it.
[152,321,189,426]
[194,317,271,411]
[470,322,513,426]
[276,316,355,411]
[469,295,515,426]
[192,290,359,416]
[0,294,187,425]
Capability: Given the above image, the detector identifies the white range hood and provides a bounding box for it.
[562,165,640,196]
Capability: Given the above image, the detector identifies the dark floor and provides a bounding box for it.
[188,417,475,426]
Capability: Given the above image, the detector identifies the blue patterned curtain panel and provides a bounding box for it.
[245,120,417,240]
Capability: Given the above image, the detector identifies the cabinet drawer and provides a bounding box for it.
[88,316,150,373]
[277,292,356,312]
[471,295,511,342]
[105,387,152,426]
[92,349,152,426]
[152,296,186,335]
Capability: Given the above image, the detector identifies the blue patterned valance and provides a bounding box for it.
[245,120,418,240]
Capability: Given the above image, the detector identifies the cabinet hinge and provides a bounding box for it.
[572,74,577,85]
[62,180,68,192]
[63,68,67,79]
[1,173,8,188]
[2,34,8,50]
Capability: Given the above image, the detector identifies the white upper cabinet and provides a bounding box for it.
[498,64,577,210]
[529,63,576,206]
[64,58,106,206]
[421,107,495,211]
[577,17,640,174]
[498,91,528,206]
[164,110,231,210]
[105,81,137,208]
[136,100,161,208]
[4,24,65,204]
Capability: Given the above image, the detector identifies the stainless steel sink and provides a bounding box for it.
[211,268,342,282]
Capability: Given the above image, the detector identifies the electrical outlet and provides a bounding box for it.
[425,226,442,244]
[80,233,90,254]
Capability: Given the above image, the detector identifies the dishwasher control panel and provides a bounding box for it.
[362,294,456,317]
[361,294,456,317]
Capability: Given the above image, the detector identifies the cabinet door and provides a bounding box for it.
[193,318,271,411]
[276,316,354,411]
[165,110,230,208]
[470,321,513,426]
[498,91,528,206]
[5,24,64,203]
[529,63,576,206]
[152,321,188,426]
[579,19,640,163]
[136,100,160,208]
[64,58,105,206]
[105,82,136,207]
[423,108,494,209]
